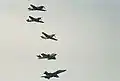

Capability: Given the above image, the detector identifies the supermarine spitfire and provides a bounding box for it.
[41,70,66,79]
[26,16,44,23]
[36,53,57,60]
[41,32,58,41]
[28,4,46,11]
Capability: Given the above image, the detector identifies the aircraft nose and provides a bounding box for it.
[54,54,57,56]
[63,70,66,72]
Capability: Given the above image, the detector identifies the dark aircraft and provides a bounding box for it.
[26,16,44,23]
[28,4,46,11]
[41,70,66,79]
[36,53,57,60]
[40,32,58,41]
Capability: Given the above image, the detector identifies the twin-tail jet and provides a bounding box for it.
[40,32,58,41]
[28,4,46,11]
[36,53,57,60]
[41,70,66,79]
[26,16,44,23]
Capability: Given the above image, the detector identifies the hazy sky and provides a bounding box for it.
[0,0,120,81]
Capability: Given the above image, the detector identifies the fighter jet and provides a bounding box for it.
[28,4,46,11]
[41,70,66,79]
[36,53,57,60]
[40,32,58,41]
[26,16,44,23]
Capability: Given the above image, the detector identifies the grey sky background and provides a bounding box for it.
[0,0,120,81]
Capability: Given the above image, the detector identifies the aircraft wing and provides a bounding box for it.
[51,53,57,56]
[55,70,66,74]
[38,17,42,20]
[42,32,49,37]
[29,16,35,20]
[30,4,37,9]
[50,37,58,41]
[39,21,44,23]
[40,9,46,11]
[38,6,44,9]
[41,53,48,57]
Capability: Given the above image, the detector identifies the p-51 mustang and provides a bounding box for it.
[41,70,66,79]
[26,16,44,23]
[36,53,57,60]
[28,4,46,11]
[41,32,58,41]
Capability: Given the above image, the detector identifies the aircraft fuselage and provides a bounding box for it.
[45,73,59,78]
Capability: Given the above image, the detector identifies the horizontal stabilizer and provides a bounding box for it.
[28,8,34,10]
[26,19,32,22]
[41,36,47,39]
[44,71,49,75]
[41,76,50,79]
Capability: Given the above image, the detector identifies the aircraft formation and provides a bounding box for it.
[26,1,66,80]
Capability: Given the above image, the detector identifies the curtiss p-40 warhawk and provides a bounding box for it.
[41,32,58,41]
[26,16,44,23]
[36,53,57,60]
[28,4,46,11]
[41,70,66,79]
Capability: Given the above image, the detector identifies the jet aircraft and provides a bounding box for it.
[41,70,66,79]
[26,16,44,23]
[28,4,46,11]
[40,32,58,41]
[36,53,57,60]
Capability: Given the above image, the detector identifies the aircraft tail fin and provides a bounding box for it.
[26,19,32,22]
[44,71,49,75]
[54,57,56,60]
[50,34,55,37]
[36,54,42,57]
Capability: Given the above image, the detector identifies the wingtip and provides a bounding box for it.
[28,15,31,17]
[41,31,43,33]
[30,3,32,5]
[54,54,57,56]
[41,76,44,78]
[40,21,44,23]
